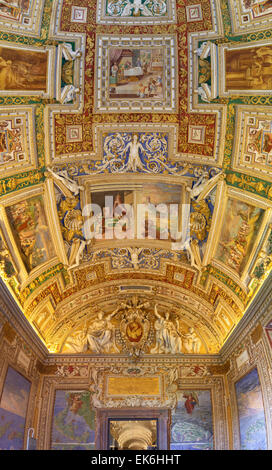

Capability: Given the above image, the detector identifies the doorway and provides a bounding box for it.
[109,419,157,450]
[96,409,170,450]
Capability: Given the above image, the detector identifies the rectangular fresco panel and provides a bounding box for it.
[91,189,134,240]
[137,182,182,241]
[0,115,26,165]
[242,0,272,19]
[170,390,213,450]
[0,366,31,450]
[109,47,164,100]
[51,390,95,450]
[225,46,272,90]
[6,195,55,272]
[242,113,272,171]
[95,35,177,113]
[90,183,182,241]
[215,198,264,275]
[0,46,48,91]
[235,368,267,450]
[0,0,30,22]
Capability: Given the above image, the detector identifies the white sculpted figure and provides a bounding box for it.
[194,42,210,59]
[67,238,92,270]
[194,86,210,103]
[61,85,80,104]
[87,307,120,353]
[128,247,142,269]
[124,134,145,171]
[173,237,202,271]
[62,43,82,61]
[182,327,202,353]
[64,326,88,353]
[186,170,222,201]
[151,305,183,354]
[47,168,84,196]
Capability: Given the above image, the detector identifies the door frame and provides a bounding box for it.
[95,408,170,450]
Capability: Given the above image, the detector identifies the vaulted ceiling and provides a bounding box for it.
[0,0,271,355]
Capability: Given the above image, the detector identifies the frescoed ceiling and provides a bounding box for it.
[0,0,271,356]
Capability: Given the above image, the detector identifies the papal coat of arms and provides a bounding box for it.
[115,296,154,357]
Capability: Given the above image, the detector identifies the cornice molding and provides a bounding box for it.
[220,272,272,359]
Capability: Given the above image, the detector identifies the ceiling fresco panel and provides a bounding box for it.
[0,106,37,178]
[0,0,271,356]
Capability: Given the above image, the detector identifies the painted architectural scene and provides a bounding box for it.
[170,390,213,450]
[89,183,183,241]
[51,391,95,450]
[109,48,164,99]
[225,46,272,90]
[0,367,30,450]
[235,368,267,450]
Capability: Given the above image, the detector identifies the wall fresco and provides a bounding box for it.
[0,366,31,450]
[170,390,213,450]
[235,367,267,450]
[51,390,95,450]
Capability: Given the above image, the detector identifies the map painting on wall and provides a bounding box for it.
[6,195,55,272]
[215,198,264,275]
[51,390,95,450]
[170,390,213,450]
[235,367,267,450]
[0,366,31,450]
